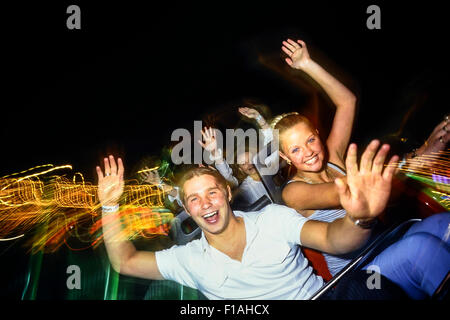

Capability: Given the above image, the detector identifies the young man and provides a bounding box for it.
[96,141,449,299]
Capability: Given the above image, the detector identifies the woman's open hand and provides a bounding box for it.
[282,39,311,70]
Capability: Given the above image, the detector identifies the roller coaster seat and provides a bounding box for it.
[309,218,422,300]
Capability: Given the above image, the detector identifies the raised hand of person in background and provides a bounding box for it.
[96,155,125,207]
[238,107,270,129]
[198,126,220,156]
[334,140,399,221]
[238,107,261,120]
[139,166,174,194]
[198,163,218,171]
[139,166,162,185]
[282,38,311,70]
[416,116,449,157]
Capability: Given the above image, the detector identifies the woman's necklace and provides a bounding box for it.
[296,166,335,184]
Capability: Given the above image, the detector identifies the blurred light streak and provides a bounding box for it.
[0,234,24,241]
[0,164,175,253]
[389,149,450,210]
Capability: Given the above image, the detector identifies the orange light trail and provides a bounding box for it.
[393,150,450,178]
[0,164,174,253]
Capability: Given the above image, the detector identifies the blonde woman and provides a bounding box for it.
[274,38,449,275]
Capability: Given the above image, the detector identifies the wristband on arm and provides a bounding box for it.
[208,148,223,162]
[102,204,119,213]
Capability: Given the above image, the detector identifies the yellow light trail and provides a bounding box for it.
[0,164,175,253]
[137,166,160,174]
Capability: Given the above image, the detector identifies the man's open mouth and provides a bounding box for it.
[202,210,219,223]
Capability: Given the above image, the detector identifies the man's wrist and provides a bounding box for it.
[102,204,119,213]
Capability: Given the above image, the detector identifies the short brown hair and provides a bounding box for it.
[178,167,229,205]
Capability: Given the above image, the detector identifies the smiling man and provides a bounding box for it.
[178,169,235,236]
[96,140,449,300]
[169,166,324,299]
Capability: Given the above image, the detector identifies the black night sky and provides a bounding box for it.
[1,1,448,181]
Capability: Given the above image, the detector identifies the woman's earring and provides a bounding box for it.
[286,159,292,166]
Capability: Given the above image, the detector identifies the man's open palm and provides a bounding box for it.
[335,140,399,219]
[96,155,125,206]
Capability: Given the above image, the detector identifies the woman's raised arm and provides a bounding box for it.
[282,38,357,164]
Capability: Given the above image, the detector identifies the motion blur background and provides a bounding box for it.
[0,0,448,303]
[1,1,448,180]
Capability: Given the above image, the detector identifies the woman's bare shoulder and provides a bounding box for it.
[282,179,310,202]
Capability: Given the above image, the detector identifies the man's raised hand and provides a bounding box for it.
[96,155,125,206]
[335,140,399,220]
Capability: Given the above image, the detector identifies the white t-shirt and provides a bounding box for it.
[238,175,271,204]
[155,204,324,300]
